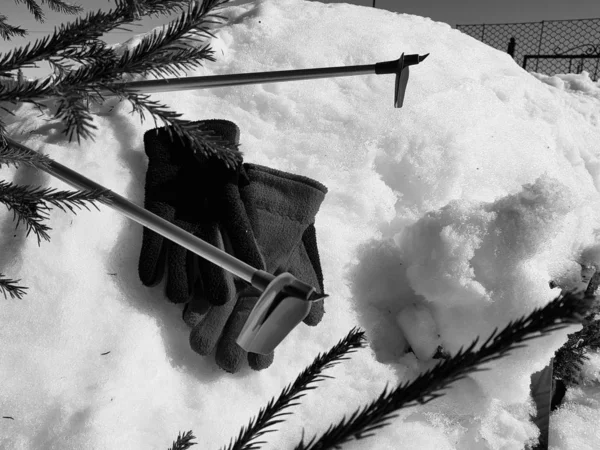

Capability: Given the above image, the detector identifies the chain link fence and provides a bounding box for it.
[455,18,600,80]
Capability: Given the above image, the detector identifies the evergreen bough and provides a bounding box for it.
[206,292,593,450]
[0,0,240,299]
[553,271,600,385]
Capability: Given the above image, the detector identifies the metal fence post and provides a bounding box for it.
[507,37,516,58]
[536,20,545,71]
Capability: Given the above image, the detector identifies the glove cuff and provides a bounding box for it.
[245,164,328,193]
[242,163,328,225]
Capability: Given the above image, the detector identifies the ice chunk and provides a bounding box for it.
[397,303,442,360]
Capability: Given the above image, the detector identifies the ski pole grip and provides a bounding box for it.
[375,53,430,75]
[374,59,399,75]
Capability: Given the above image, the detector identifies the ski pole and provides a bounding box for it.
[102,53,429,108]
[4,137,324,303]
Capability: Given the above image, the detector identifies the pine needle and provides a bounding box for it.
[294,292,594,450]
[220,327,367,450]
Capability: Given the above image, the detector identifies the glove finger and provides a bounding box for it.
[304,298,325,327]
[248,351,274,371]
[166,219,234,304]
[301,223,326,326]
[215,292,259,373]
[199,222,238,306]
[218,180,265,272]
[181,251,217,327]
[284,239,326,327]
[165,219,197,303]
[140,128,189,288]
[182,292,211,328]
[138,202,174,287]
[302,223,325,293]
[189,293,237,356]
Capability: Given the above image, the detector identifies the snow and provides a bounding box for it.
[2,0,600,448]
[549,383,600,449]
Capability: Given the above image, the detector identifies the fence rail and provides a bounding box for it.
[456,18,600,80]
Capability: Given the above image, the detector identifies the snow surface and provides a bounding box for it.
[2,0,600,448]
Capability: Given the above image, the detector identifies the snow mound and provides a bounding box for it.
[2,0,600,448]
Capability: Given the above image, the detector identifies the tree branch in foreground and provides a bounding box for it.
[294,292,594,450]
[221,327,367,450]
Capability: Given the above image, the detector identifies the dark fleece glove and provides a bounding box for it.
[138,119,249,306]
[186,163,328,373]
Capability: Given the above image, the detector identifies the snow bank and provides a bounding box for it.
[2,0,600,448]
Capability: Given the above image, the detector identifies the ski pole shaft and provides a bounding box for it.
[104,63,377,95]
[98,53,429,109]
[5,137,260,285]
[17,54,428,107]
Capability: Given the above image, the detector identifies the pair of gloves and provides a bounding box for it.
[137,119,327,373]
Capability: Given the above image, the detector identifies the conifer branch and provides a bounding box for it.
[0,274,28,299]
[0,139,53,170]
[42,0,83,16]
[15,0,46,23]
[49,1,226,89]
[168,430,197,450]
[0,0,189,72]
[221,327,367,450]
[1,182,52,244]
[54,94,98,142]
[0,0,238,166]
[294,292,594,450]
[0,180,109,245]
[118,0,192,19]
[553,272,600,384]
[117,91,242,168]
[554,317,600,384]
[110,3,224,79]
[37,185,110,213]
[0,76,54,105]
[51,41,115,70]
[0,16,27,41]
